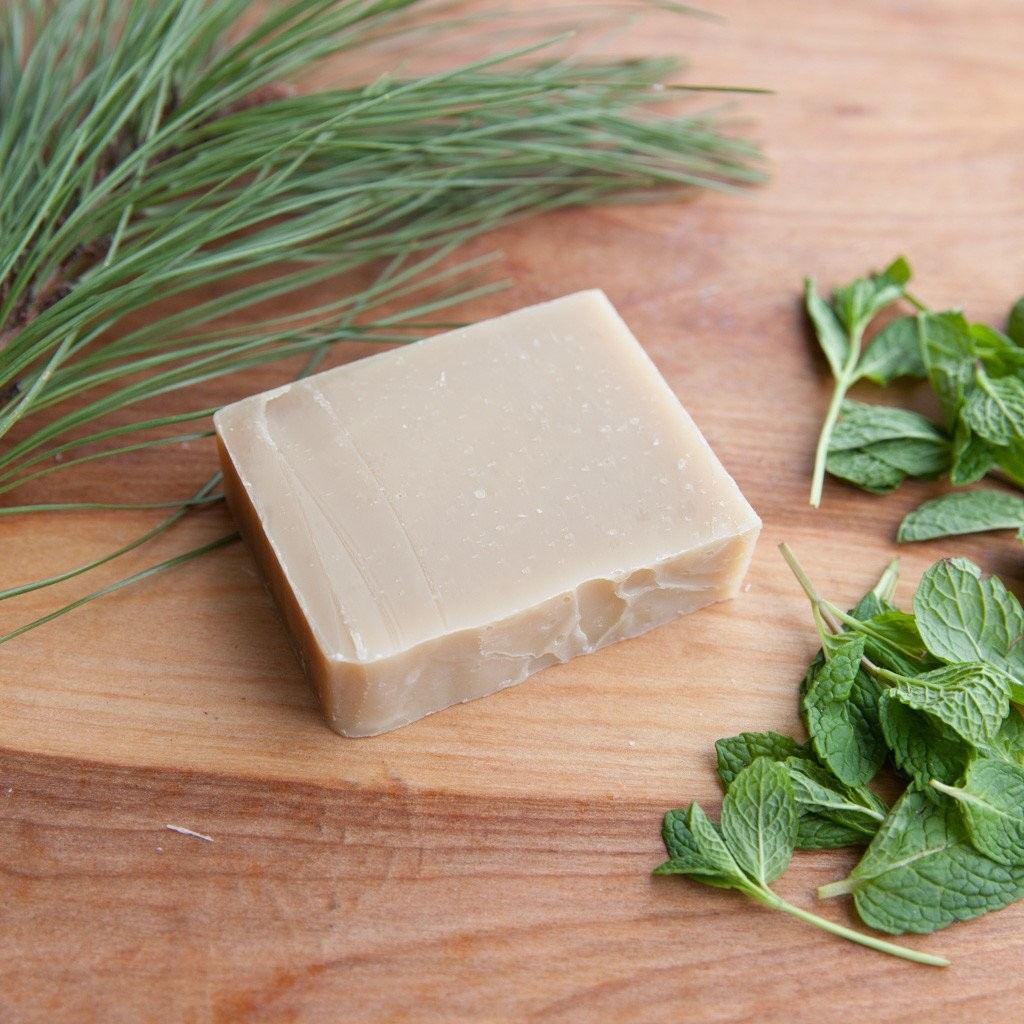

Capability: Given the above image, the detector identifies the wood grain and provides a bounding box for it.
[3,1,1024,1020]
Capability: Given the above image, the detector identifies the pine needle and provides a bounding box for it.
[0,532,240,647]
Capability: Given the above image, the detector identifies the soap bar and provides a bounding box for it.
[215,291,760,736]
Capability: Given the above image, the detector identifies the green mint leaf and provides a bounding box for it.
[714,731,809,788]
[662,808,704,863]
[853,558,900,617]
[805,278,850,378]
[878,694,972,786]
[994,441,1024,488]
[856,610,929,657]
[784,758,885,834]
[969,323,1024,375]
[918,310,977,424]
[963,370,1024,447]
[868,438,951,478]
[833,259,909,338]
[688,803,750,878]
[655,805,749,889]
[822,598,933,670]
[850,592,892,620]
[826,448,906,494]
[714,733,882,849]
[885,663,1011,746]
[898,490,1024,543]
[950,420,997,485]
[827,787,1024,935]
[826,401,949,493]
[857,630,936,678]
[857,316,927,384]
[720,758,797,886]
[933,758,1024,866]
[1007,296,1024,347]
[803,633,886,786]
[833,278,878,337]
[828,400,947,450]
[797,813,874,850]
[881,255,913,289]
[913,558,1024,697]
[991,709,1024,766]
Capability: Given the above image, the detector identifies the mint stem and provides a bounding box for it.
[778,543,845,636]
[818,877,859,899]
[778,542,821,604]
[810,376,851,508]
[763,892,949,967]
[810,319,866,508]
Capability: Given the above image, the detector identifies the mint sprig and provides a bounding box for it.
[655,759,948,967]
[802,260,1024,544]
[804,258,912,507]
[655,547,1024,968]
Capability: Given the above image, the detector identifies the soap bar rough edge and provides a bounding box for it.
[219,435,758,737]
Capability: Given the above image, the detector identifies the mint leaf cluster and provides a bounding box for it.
[804,260,1024,543]
[655,550,1024,967]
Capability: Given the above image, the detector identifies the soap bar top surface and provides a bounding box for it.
[215,290,759,663]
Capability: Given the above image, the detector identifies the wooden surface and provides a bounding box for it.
[3,2,1024,1021]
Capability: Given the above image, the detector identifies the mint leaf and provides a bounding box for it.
[884,663,1011,746]
[720,758,797,886]
[826,400,949,493]
[913,558,1024,697]
[828,400,947,451]
[950,419,996,485]
[805,278,850,378]
[899,490,1024,543]
[857,610,929,657]
[870,438,952,478]
[963,370,1024,447]
[878,694,972,786]
[655,805,749,889]
[919,310,976,423]
[826,448,906,494]
[688,803,751,881]
[992,709,1024,766]
[798,814,874,850]
[933,758,1024,866]
[715,732,883,849]
[803,633,886,786]
[1007,296,1024,346]
[857,316,927,385]
[784,758,885,836]
[661,808,704,864]
[995,441,1024,488]
[970,323,1024,375]
[852,558,900,617]
[821,787,1024,935]
[715,731,809,788]
[833,258,909,337]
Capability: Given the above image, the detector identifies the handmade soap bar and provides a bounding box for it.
[215,291,760,736]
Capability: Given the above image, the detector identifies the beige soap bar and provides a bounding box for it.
[215,291,760,736]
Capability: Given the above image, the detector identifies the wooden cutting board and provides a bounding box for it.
[4,2,1024,1021]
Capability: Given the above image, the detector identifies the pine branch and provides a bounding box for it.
[0,0,764,641]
